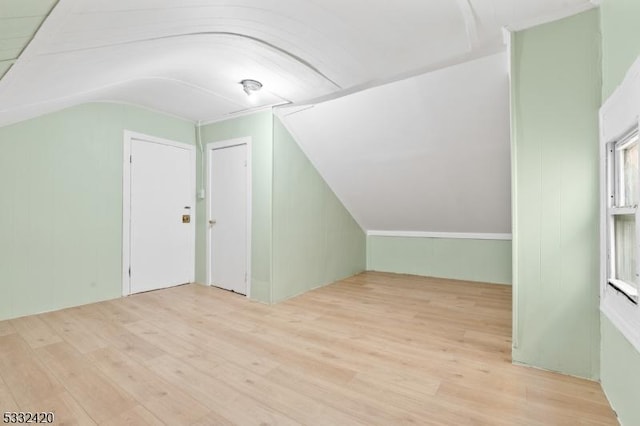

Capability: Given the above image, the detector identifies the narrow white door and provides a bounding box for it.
[209,144,248,294]
[129,138,195,294]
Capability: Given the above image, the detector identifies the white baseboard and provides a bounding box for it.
[366,230,512,240]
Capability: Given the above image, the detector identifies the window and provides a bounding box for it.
[607,129,639,304]
[600,55,640,352]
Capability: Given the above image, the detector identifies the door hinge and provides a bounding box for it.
[128,267,131,277]
[129,155,132,163]
[245,272,247,283]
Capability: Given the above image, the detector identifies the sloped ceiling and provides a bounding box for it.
[0,0,594,126]
[0,0,57,80]
[0,0,597,235]
[277,52,511,234]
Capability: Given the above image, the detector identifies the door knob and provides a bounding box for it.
[209,220,216,225]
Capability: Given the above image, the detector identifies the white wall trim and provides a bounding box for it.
[507,28,519,349]
[205,137,253,299]
[367,230,512,240]
[122,130,197,297]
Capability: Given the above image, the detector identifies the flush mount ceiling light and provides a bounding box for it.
[240,79,263,96]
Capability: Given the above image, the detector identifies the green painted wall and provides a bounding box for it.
[0,106,358,313]
[510,10,601,379]
[601,0,640,100]
[601,315,640,426]
[198,111,273,303]
[600,1,640,423]
[0,102,195,320]
[271,118,365,302]
[367,236,512,285]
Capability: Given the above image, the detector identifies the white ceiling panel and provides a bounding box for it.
[277,52,511,233]
[39,0,469,86]
[0,34,337,124]
[0,0,593,125]
[93,78,258,121]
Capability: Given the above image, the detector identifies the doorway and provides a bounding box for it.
[122,131,196,295]
[206,138,251,296]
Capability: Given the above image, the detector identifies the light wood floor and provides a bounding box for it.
[0,272,617,425]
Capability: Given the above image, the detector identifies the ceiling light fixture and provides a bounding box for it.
[240,79,263,96]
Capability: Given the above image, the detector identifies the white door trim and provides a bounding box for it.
[122,130,197,296]
[205,137,252,298]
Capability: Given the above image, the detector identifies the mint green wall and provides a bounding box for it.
[0,102,195,320]
[0,106,356,313]
[601,0,640,100]
[601,315,640,426]
[510,10,601,379]
[600,1,640,423]
[198,111,273,303]
[367,236,512,285]
[271,118,365,302]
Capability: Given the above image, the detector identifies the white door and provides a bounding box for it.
[129,137,195,294]
[208,143,248,294]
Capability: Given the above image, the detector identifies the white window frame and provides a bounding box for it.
[606,131,639,302]
[600,55,640,353]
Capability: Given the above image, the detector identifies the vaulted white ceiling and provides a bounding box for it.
[277,52,511,234]
[0,0,594,126]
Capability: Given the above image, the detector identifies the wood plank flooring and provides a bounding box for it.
[0,272,617,425]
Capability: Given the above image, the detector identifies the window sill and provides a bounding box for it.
[608,279,639,304]
[609,207,637,215]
